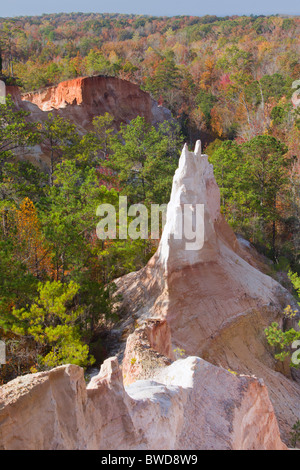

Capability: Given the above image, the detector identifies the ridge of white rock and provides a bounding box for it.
[157,141,220,272]
[0,357,287,450]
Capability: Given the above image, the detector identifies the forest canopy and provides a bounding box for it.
[0,12,299,383]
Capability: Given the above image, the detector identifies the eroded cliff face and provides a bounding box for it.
[19,75,172,132]
[112,142,300,443]
[7,76,172,168]
[0,349,287,450]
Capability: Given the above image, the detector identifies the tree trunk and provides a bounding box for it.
[272,195,277,262]
[258,81,266,132]
[49,148,54,186]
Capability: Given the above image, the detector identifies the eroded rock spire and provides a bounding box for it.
[157,140,220,273]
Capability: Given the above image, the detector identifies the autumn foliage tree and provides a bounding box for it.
[11,280,94,369]
[15,198,52,278]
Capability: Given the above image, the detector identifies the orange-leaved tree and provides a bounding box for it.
[15,197,53,279]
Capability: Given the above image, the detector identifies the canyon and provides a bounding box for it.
[21,76,172,131]
[0,140,298,450]
[9,75,172,129]
[6,75,172,169]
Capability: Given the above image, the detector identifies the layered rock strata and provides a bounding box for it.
[6,76,172,168]
[0,352,286,450]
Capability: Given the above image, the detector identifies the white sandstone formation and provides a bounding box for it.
[0,355,287,450]
[112,142,300,443]
[0,141,298,450]
[157,142,220,271]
